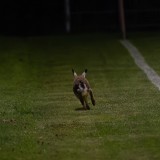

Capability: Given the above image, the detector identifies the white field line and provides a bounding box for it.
[120,40,160,90]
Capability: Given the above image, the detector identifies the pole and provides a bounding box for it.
[65,0,71,33]
[118,0,126,39]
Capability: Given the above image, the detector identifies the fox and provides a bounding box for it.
[72,69,95,110]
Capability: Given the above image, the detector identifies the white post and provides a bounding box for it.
[65,0,71,33]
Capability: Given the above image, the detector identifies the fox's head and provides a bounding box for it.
[72,69,88,95]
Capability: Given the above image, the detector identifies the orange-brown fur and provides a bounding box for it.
[72,69,95,110]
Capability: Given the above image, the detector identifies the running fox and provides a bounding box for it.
[72,69,95,110]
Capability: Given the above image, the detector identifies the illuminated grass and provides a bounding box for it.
[130,32,160,76]
[0,34,160,160]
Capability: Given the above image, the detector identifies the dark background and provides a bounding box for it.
[0,0,160,35]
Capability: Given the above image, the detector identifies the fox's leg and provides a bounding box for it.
[86,103,90,110]
[79,95,86,109]
[89,89,95,106]
[83,96,90,110]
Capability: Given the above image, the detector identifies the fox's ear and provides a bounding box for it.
[72,69,77,77]
[82,69,87,77]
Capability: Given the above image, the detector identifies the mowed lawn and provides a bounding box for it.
[0,34,160,160]
[130,32,160,76]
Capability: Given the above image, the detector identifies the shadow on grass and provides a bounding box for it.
[75,107,87,111]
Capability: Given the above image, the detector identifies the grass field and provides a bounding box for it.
[130,32,160,76]
[0,33,160,160]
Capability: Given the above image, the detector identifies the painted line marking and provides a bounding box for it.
[120,40,160,90]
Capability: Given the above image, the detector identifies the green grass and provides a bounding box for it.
[129,32,160,76]
[0,33,160,160]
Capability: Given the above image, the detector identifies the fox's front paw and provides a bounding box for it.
[92,99,96,106]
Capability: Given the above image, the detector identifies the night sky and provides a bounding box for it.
[0,1,65,35]
[0,0,160,35]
